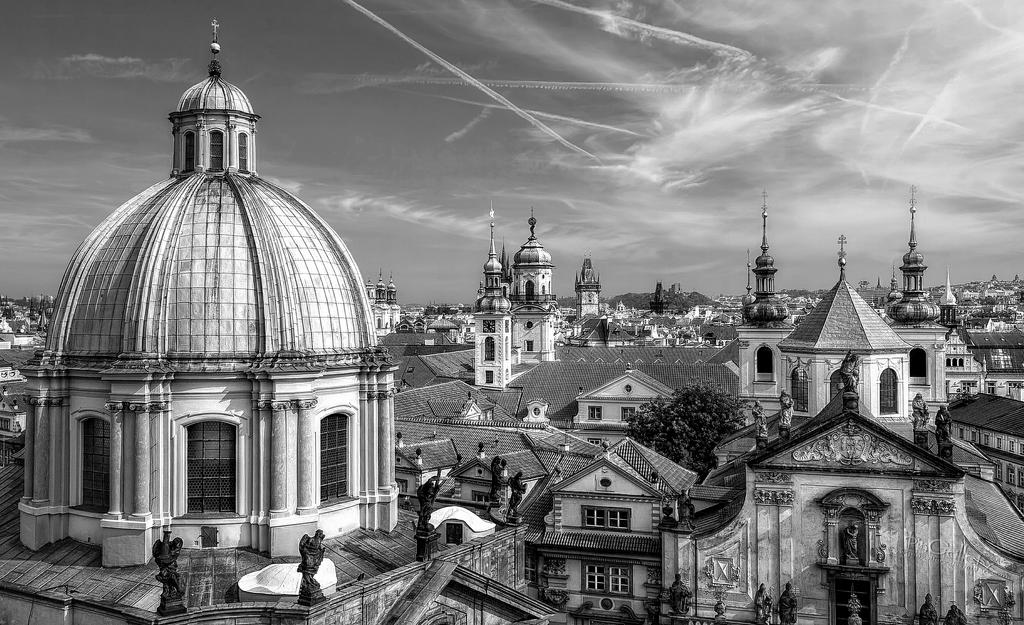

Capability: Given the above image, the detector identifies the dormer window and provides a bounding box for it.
[183,132,196,172]
[238,133,249,172]
[209,130,224,171]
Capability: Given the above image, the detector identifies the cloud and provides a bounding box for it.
[0,124,92,144]
[33,53,192,82]
[445,107,492,143]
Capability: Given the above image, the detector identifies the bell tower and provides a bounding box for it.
[575,254,601,319]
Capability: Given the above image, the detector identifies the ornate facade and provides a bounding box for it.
[474,218,513,390]
[365,271,401,337]
[19,39,397,566]
[507,213,558,363]
[575,255,601,320]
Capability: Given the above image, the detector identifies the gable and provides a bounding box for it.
[580,371,672,400]
[752,414,963,477]
[448,457,494,482]
[551,458,662,498]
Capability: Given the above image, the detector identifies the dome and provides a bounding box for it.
[887,299,941,325]
[742,299,789,325]
[177,75,254,114]
[476,295,512,314]
[513,214,553,266]
[484,256,503,273]
[47,173,375,361]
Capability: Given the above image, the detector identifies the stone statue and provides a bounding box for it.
[842,522,860,563]
[753,401,768,439]
[669,573,692,615]
[935,406,952,444]
[152,530,186,616]
[488,455,504,505]
[416,474,441,532]
[848,594,863,625]
[507,470,527,522]
[297,529,326,606]
[943,603,968,625]
[912,393,930,429]
[779,390,794,429]
[755,583,773,624]
[920,593,939,625]
[839,351,860,393]
[679,492,696,530]
[778,582,798,625]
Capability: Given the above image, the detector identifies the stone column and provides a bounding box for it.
[296,398,318,513]
[106,401,124,517]
[131,403,152,518]
[31,398,54,503]
[269,401,290,514]
[376,384,393,489]
[23,398,37,501]
[362,387,379,496]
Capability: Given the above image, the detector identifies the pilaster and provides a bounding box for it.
[105,401,124,517]
[296,397,318,513]
[269,400,290,516]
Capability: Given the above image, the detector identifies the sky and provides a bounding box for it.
[3,1,1024,303]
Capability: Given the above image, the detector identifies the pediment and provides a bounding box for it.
[550,457,662,497]
[580,371,672,399]
[752,414,962,477]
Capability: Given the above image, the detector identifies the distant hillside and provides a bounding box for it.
[607,291,713,311]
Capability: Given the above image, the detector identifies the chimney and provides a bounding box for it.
[477,441,486,460]
[650,470,659,484]
[415,448,423,467]
[396,431,404,448]
[560,435,571,453]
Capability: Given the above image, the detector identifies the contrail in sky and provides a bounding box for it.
[531,0,755,61]
[339,0,602,163]
[445,108,492,143]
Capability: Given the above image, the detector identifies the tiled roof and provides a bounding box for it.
[557,345,721,365]
[969,347,1024,373]
[707,339,740,366]
[949,394,1024,437]
[396,439,459,471]
[499,448,549,480]
[508,361,738,427]
[534,530,661,555]
[963,330,1024,348]
[420,350,476,380]
[609,438,696,496]
[778,278,910,352]
[379,332,461,347]
[395,355,447,389]
[964,474,1024,559]
[394,380,522,422]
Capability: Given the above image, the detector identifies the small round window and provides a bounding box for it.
[526,321,534,329]
[624,384,633,393]
[533,407,541,415]
[600,598,614,610]
[599,477,612,487]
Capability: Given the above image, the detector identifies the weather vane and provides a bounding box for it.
[909,185,917,214]
[211,19,220,43]
[837,234,848,261]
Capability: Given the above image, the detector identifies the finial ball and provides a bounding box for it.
[839,256,847,267]
[210,42,221,54]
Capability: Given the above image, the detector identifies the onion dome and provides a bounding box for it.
[888,188,940,325]
[43,29,375,364]
[477,219,512,313]
[740,251,756,306]
[742,193,790,325]
[513,211,553,266]
[886,266,903,304]
[387,274,397,292]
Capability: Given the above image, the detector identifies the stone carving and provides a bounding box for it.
[679,493,696,530]
[296,398,318,410]
[920,593,939,625]
[935,406,952,445]
[755,583,774,624]
[842,522,860,564]
[874,543,888,563]
[661,504,678,528]
[542,587,569,607]
[753,401,768,440]
[817,538,829,560]
[715,597,727,620]
[912,393,930,429]
[849,593,864,625]
[779,390,794,430]
[542,558,566,576]
[646,565,661,586]
[911,497,955,516]
[704,557,740,587]
[669,573,693,614]
[153,530,186,616]
[839,351,860,392]
[779,582,798,625]
[507,471,527,524]
[645,599,661,622]
[914,480,952,492]
[488,456,504,506]
[417,475,441,532]
[754,489,795,506]
[792,422,913,466]
[297,529,326,606]
[757,471,792,483]
[943,604,968,625]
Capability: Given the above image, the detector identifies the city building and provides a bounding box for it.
[365,271,401,336]
[507,213,559,363]
[575,255,601,320]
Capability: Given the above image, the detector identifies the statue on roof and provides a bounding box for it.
[839,351,860,394]
[507,471,527,523]
[416,474,442,532]
[935,405,952,444]
[669,573,692,614]
[779,582,798,625]
[779,390,794,430]
[678,492,696,530]
[912,393,930,429]
[297,529,326,606]
[920,593,939,625]
[755,583,773,625]
[152,530,186,616]
[488,456,505,507]
[753,401,768,440]
[943,603,968,625]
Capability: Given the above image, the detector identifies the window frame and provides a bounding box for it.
[582,505,631,531]
[209,129,225,171]
[583,562,632,596]
[620,406,637,421]
[320,414,349,504]
[790,367,809,411]
[879,368,899,415]
[238,132,249,171]
[80,417,111,511]
[587,406,603,421]
[186,421,237,515]
[755,345,774,381]
[484,336,496,362]
[183,131,196,172]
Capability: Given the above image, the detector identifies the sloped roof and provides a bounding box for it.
[534,530,660,555]
[557,345,721,364]
[608,438,697,495]
[420,350,476,381]
[778,278,910,353]
[964,475,1024,559]
[949,394,1024,437]
[396,439,460,471]
[963,330,1024,348]
[394,381,521,421]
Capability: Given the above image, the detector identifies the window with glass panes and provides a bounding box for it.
[583,506,630,530]
[320,414,348,503]
[184,132,195,172]
[588,406,603,420]
[186,422,236,514]
[81,418,110,510]
[879,368,898,414]
[209,130,224,171]
[238,133,249,171]
[791,368,808,411]
[620,406,636,420]
[584,563,631,594]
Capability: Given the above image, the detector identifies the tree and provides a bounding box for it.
[626,383,745,479]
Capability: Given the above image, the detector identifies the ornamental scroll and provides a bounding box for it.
[792,422,913,467]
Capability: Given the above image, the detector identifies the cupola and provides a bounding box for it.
[742,192,790,325]
[888,187,940,325]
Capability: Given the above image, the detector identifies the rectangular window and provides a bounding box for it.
[471,491,489,503]
[959,427,965,439]
[588,406,603,420]
[209,131,224,171]
[526,340,535,351]
[585,564,606,592]
[608,566,631,594]
[985,434,991,446]
[446,523,464,544]
[1011,441,1017,454]
[583,564,630,595]
[396,478,408,493]
[988,382,997,394]
[998,438,1003,450]
[238,133,248,171]
[583,506,630,530]
[587,438,603,445]
[996,463,1003,481]
[621,406,636,420]
[81,418,111,511]
[1009,466,1016,486]
[485,370,494,384]
[320,414,349,503]
[972,431,978,442]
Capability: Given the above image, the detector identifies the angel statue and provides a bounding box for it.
[153,530,186,615]
[507,471,528,523]
[416,474,442,532]
[839,351,860,393]
[753,401,768,440]
[297,529,327,606]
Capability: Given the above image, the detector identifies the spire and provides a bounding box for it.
[744,191,789,325]
[837,233,848,281]
[940,266,957,306]
[528,208,537,239]
[889,186,938,324]
[208,18,222,77]
[908,185,917,250]
[760,189,769,253]
[745,249,752,296]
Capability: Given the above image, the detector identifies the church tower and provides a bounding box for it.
[939,268,958,327]
[887,188,947,405]
[510,211,558,362]
[475,216,513,389]
[575,255,601,319]
[737,192,792,412]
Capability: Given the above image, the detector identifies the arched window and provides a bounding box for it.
[791,368,808,412]
[186,421,236,514]
[321,414,348,503]
[879,368,899,414]
[830,370,844,399]
[81,418,110,511]
[184,131,196,172]
[238,133,249,171]
[755,346,774,380]
[910,348,927,379]
[209,130,224,171]
[377,317,382,329]
[525,280,535,298]
[484,336,496,361]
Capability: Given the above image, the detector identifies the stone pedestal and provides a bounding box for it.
[914,429,928,448]
[416,529,439,562]
[938,441,953,460]
[158,594,187,617]
[779,425,791,441]
[756,436,768,450]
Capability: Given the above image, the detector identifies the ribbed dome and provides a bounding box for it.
[177,75,254,114]
[47,173,374,361]
[513,239,552,265]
